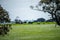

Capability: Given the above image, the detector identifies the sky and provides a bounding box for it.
[0,0,50,21]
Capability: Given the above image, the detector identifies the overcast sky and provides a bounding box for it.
[0,0,50,21]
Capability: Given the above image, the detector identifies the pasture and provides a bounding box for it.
[0,24,60,40]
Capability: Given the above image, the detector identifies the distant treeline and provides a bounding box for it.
[13,18,55,24]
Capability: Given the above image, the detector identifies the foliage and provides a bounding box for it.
[30,0,60,25]
[0,5,10,23]
[0,5,11,35]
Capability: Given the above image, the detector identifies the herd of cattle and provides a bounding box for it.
[0,24,12,36]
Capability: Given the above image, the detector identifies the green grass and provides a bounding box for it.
[0,24,60,40]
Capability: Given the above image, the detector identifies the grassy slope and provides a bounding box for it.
[0,24,60,40]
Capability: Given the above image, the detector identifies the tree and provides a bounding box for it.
[15,16,22,24]
[30,0,60,25]
[46,19,55,22]
[0,5,11,35]
[37,18,45,22]
[0,5,10,23]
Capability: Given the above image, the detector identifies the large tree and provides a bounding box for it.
[0,5,11,35]
[0,5,10,23]
[30,0,60,25]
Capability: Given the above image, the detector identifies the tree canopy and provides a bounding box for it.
[30,0,60,25]
[0,5,10,23]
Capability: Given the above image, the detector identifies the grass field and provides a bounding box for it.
[0,24,60,40]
